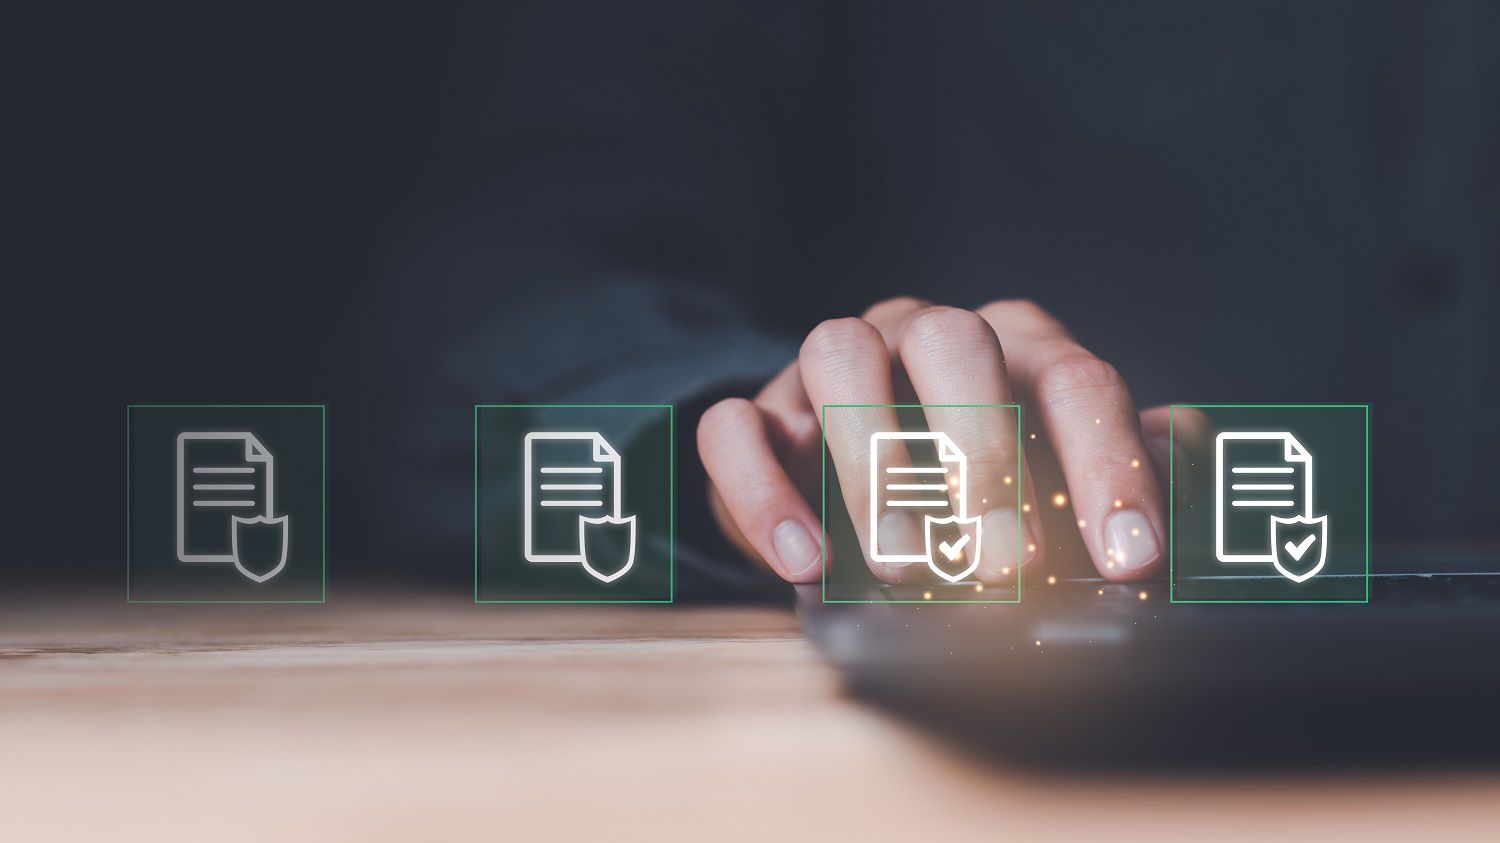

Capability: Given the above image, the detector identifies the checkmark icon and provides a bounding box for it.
[1284,534,1316,561]
[937,533,971,561]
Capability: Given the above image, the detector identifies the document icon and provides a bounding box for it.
[177,432,274,563]
[176,431,289,583]
[869,431,980,581]
[1214,431,1328,573]
[524,431,636,583]
[1169,404,1366,600]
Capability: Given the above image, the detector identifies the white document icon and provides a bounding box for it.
[524,432,622,564]
[1214,431,1313,563]
[176,432,275,564]
[869,431,968,565]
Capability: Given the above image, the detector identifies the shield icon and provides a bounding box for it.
[1271,514,1327,583]
[578,514,636,584]
[230,514,289,584]
[923,514,983,583]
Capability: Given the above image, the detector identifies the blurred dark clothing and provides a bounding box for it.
[7,3,1497,587]
[348,0,1499,587]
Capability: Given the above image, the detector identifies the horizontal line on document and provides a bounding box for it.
[540,500,604,507]
[886,500,950,507]
[1231,500,1295,507]
[540,483,603,491]
[885,467,946,474]
[1230,466,1294,474]
[885,483,948,491]
[192,467,255,474]
[539,466,603,474]
[193,484,255,491]
[192,500,256,507]
[1230,483,1294,491]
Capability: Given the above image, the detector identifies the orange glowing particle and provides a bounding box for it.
[1034,640,1042,647]
[974,584,984,593]
[1047,576,1057,585]
[1113,499,1123,509]
[1002,567,1011,575]
[1138,591,1148,601]
[923,591,932,600]
[1052,492,1068,508]
[1130,527,1141,537]
[1130,458,1141,469]
[1022,503,1032,513]
[1077,519,1087,528]
[1026,543,1037,553]
[1003,475,1013,485]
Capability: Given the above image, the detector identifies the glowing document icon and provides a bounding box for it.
[175,431,289,583]
[869,431,982,582]
[524,432,636,583]
[1215,431,1328,582]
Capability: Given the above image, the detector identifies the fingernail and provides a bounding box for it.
[875,510,925,578]
[978,508,1033,578]
[773,520,821,578]
[877,510,925,554]
[1104,510,1161,573]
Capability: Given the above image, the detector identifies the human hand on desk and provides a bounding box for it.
[697,298,1212,584]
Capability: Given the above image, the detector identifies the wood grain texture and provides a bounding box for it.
[2,591,1497,841]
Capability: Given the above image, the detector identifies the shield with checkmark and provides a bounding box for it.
[923,514,983,584]
[1271,514,1327,583]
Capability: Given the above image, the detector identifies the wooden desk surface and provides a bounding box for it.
[2,592,1496,841]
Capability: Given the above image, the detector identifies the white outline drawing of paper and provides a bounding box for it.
[868,432,968,565]
[176,431,276,564]
[1214,431,1314,564]
[523,432,623,565]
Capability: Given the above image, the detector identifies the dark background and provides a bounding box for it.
[8,3,447,585]
[7,2,1497,590]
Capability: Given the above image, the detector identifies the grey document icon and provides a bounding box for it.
[176,432,275,564]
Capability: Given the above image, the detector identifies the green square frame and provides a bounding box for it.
[473,403,676,604]
[126,403,328,604]
[820,403,1024,604]
[1168,403,1370,604]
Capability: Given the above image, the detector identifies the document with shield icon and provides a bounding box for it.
[869,431,982,583]
[524,431,636,583]
[175,431,289,583]
[1215,431,1329,583]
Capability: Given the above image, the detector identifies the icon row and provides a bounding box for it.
[126,403,1367,604]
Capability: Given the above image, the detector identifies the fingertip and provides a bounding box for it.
[1097,508,1164,581]
[771,518,825,582]
[697,396,758,453]
[697,397,828,583]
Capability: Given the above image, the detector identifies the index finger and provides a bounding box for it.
[798,318,924,582]
[978,301,1166,580]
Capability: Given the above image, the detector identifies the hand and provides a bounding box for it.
[697,298,1211,584]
